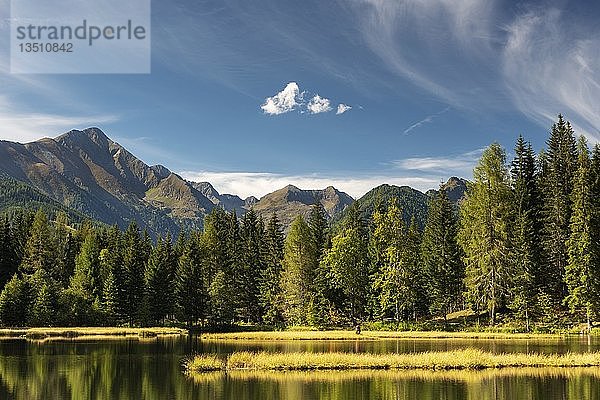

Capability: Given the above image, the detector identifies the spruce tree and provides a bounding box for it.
[541,115,577,304]
[123,222,146,326]
[565,136,598,330]
[19,210,53,275]
[260,213,285,325]
[175,233,209,328]
[145,236,172,325]
[0,274,29,326]
[511,135,543,329]
[421,188,464,321]
[239,210,264,323]
[0,215,17,290]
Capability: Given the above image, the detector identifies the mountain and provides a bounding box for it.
[334,184,430,231]
[252,184,354,229]
[426,176,469,204]
[190,181,258,215]
[0,128,214,236]
[0,127,468,236]
[0,127,354,236]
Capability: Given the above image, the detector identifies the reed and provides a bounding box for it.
[185,349,600,373]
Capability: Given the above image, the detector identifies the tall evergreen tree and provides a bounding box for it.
[280,216,318,325]
[175,233,209,328]
[145,236,174,325]
[123,222,146,326]
[511,135,543,329]
[260,213,285,325]
[239,210,264,323]
[541,115,577,304]
[322,224,370,325]
[0,274,29,326]
[19,210,53,275]
[565,137,598,330]
[0,215,17,290]
[459,143,515,324]
[421,188,464,321]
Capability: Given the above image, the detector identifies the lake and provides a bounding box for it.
[1,335,600,399]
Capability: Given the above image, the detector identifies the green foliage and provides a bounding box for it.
[421,188,464,320]
[459,143,515,324]
[565,136,599,329]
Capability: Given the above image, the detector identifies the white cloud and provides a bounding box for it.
[307,95,332,114]
[180,170,441,199]
[392,149,484,176]
[336,104,352,115]
[403,107,450,135]
[0,96,119,142]
[261,82,302,115]
[502,8,600,141]
[261,82,351,116]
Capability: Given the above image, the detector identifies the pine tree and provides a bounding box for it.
[71,231,102,301]
[145,236,172,325]
[101,270,119,325]
[280,216,318,325]
[175,234,209,328]
[53,211,77,286]
[541,115,577,304]
[260,213,285,325]
[459,143,515,324]
[565,136,598,330]
[421,188,464,321]
[19,210,53,275]
[123,222,146,326]
[307,204,330,326]
[0,274,29,326]
[510,135,543,329]
[0,215,17,290]
[322,223,370,325]
[30,283,55,326]
[239,210,264,323]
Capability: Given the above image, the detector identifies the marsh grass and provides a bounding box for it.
[185,349,600,373]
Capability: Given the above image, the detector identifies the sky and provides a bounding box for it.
[1,0,600,198]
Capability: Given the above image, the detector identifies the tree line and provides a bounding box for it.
[0,115,598,331]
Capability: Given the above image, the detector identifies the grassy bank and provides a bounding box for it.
[0,327,187,340]
[185,349,600,373]
[200,330,562,341]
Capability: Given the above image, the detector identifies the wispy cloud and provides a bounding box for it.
[403,107,450,135]
[391,149,484,176]
[180,170,440,199]
[261,82,350,116]
[502,7,600,141]
[0,96,119,143]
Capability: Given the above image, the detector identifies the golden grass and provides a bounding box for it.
[0,327,187,340]
[184,349,600,373]
[184,354,224,372]
[200,330,560,341]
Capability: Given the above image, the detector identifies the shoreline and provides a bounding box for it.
[0,327,187,340]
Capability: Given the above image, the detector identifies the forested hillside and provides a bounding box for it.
[0,115,598,332]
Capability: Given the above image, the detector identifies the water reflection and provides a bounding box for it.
[0,336,599,399]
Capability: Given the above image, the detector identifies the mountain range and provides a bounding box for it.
[0,128,467,236]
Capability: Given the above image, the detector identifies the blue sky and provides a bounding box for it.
[1,0,600,198]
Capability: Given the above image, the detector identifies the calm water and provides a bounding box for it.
[1,335,600,399]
